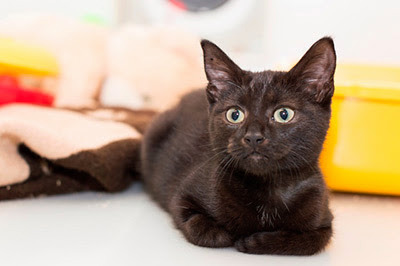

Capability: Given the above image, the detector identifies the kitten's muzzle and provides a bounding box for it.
[242,133,267,148]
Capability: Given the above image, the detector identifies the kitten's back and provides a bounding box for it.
[140,89,210,207]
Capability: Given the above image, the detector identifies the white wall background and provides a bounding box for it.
[0,0,116,24]
[122,0,400,69]
[263,0,400,68]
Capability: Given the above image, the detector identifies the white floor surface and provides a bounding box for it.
[0,183,399,266]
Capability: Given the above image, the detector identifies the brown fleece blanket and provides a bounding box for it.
[0,104,156,200]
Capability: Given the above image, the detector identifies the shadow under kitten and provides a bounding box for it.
[140,37,336,255]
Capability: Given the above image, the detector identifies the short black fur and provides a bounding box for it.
[141,37,336,255]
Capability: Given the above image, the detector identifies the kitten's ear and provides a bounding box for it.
[289,37,336,103]
[201,40,242,103]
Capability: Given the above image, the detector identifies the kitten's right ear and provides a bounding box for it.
[201,40,242,103]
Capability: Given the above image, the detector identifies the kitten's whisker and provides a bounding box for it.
[214,155,234,180]
[288,149,318,172]
[186,148,229,179]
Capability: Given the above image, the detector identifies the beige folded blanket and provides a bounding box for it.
[0,104,155,200]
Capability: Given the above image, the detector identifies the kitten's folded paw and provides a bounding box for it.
[182,214,233,248]
[235,231,282,254]
[235,232,265,254]
[195,226,233,248]
[235,229,330,255]
[234,238,248,253]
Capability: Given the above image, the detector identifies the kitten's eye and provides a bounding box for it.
[226,108,245,124]
[273,108,295,123]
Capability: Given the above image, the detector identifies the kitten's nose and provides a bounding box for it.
[243,133,265,147]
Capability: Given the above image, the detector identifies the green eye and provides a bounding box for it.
[226,108,245,124]
[273,108,295,123]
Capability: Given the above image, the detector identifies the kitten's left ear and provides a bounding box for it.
[201,40,243,103]
[289,37,336,103]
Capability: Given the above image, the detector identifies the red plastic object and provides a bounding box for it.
[169,0,187,10]
[0,75,54,106]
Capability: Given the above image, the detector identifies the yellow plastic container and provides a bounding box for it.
[320,64,400,196]
[0,38,58,76]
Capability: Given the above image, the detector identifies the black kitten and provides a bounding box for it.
[141,37,336,255]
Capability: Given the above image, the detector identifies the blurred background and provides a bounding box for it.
[0,0,400,194]
[1,0,399,69]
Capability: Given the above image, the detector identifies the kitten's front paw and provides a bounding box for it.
[235,229,329,255]
[235,233,262,254]
[182,214,233,248]
[235,231,280,254]
[194,226,233,248]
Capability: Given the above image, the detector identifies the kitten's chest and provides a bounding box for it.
[254,203,285,228]
[215,190,288,235]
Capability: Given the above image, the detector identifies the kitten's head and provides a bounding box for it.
[201,38,336,176]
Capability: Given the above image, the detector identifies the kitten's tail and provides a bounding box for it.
[235,227,332,255]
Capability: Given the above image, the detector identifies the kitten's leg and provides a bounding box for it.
[171,195,233,248]
[235,227,332,255]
